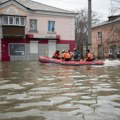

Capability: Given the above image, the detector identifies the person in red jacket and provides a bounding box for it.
[52,50,60,59]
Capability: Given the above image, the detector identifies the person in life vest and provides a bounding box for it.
[86,49,93,61]
[73,48,81,61]
[68,50,73,60]
[64,51,71,61]
[61,50,66,60]
[52,50,60,59]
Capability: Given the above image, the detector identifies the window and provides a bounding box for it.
[97,32,102,40]
[29,19,37,31]
[109,49,112,54]
[3,16,8,25]
[48,21,55,32]
[15,17,20,25]
[2,15,25,26]
[21,17,25,26]
[9,44,25,56]
[9,16,14,25]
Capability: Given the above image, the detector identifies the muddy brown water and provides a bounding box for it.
[0,60,120,120]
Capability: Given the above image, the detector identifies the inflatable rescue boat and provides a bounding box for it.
[39,56,104,66]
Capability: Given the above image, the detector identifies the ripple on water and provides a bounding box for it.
[62,93,80,96]
[48,96,72,104]
[3,93,42,100]
[15,101,52,109]
[0,84,24,90]
[31,87,57,91]
[0,109,41,119]
[22,82,34,85]
[0,80,10,84]
[68,75,86,78]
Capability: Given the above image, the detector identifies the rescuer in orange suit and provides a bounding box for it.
[86,49,93,62]
[64,51,71,61]
[68,50,73,60]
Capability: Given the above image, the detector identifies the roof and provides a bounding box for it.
[92,15,120,29]
[0,0,77,15]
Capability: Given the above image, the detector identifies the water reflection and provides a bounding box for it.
[0,60,120,120]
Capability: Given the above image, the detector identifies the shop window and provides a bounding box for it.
[9,44,25,56]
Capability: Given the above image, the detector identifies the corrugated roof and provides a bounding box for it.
[18,0,73,13]
[0,0,76,14]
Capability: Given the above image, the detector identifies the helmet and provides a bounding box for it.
[74,48,76,51]
[62,50,65,52]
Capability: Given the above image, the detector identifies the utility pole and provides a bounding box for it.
[88,0,92,50]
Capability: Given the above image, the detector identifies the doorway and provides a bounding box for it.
[48,40,56,58]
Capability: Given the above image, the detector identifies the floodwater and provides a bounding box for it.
[0,60,120,120]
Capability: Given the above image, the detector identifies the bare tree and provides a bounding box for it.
[109,0,120,15]
[106,18,120,58]
[75,9,102,58]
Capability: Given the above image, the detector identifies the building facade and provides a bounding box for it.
[92,15,120,58]
[0,0,77,61]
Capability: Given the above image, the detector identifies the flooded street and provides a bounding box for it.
[0,60,120,120]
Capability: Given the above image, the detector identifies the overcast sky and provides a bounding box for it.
[32,0,111,21]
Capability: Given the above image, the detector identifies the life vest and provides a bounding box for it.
[61,52,66,59]
[64,52,71,59]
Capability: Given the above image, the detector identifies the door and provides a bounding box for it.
[48,40,56,58]
[98,45,104,58]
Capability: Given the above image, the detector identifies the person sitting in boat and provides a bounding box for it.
[52,50,60,59]
[61,50,66,60]
[86,49,94,62]
[68,50,73,60]
[73,48,81,61]
[64,51,71,61]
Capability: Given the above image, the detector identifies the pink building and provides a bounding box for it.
[0,0,77,61]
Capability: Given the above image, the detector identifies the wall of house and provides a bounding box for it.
[92,22,120,58]
[26,15,75,41]
[92,25,111,58]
